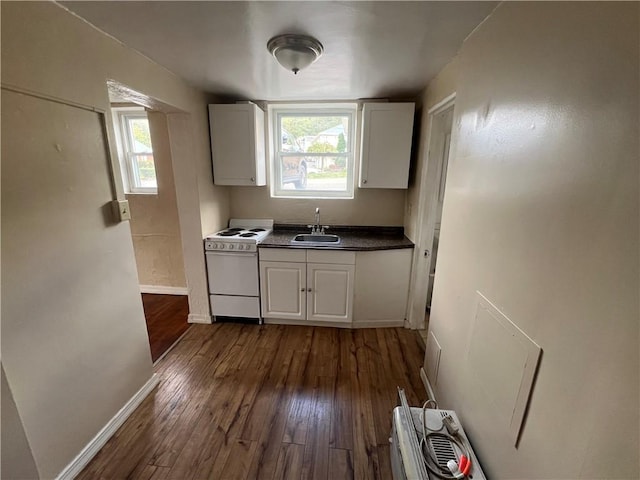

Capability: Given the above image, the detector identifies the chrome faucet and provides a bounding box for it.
[308,207,326,235]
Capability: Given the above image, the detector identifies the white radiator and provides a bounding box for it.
[390,395,486,480]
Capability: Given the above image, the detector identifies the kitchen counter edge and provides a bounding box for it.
[258,228,414,252]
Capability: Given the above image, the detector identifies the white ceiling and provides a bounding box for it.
[61,1,497,101]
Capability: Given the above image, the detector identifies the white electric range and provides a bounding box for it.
[205,219,273,323]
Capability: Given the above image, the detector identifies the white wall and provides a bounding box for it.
[127,111,187,290]
[1,365,39,480]
[229,187,406,225]
[0,2,228,477]
[415,2,639,478]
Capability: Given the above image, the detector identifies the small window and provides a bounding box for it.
[111,107,157,194]
[270,104,356,198]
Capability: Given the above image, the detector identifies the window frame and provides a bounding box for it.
[269,103,357,199]
[111,106,157,195]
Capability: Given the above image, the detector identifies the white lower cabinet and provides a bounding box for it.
[260,261,306,320]
[259,247,411,327]
[353,249,412,327]
[306,263,354,323]
[259,248,355,325]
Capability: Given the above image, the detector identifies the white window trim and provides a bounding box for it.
[111,106,157,195]
[268,103,358,199]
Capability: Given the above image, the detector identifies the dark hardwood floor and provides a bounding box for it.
[142,294,190,362]
[78,323,426,480]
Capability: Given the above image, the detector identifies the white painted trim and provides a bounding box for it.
[56,374,160,480]
[407,94,456,330]
[153,327,191,366]
[139,285,188,295]
[263,318,404,329]
[351,320,405,328]
[264,318,352,329]
[420,367,437,405]
[188,313,212,324]
[427,92,457,115]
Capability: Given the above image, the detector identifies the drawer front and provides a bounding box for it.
[210,295,260,318]
[306,249,356,265]
[259,248,306,262]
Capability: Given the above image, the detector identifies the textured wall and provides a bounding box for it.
[0,1,228,477]
[127,111,186,289]
[420,2,639,478]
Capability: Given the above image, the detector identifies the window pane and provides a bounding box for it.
[279,115,349,154]
[127,117,153,153]
[133,154,157,188]
[277,113,351,194]
[279,155,348,192]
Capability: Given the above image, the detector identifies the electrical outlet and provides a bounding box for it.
[113,199,131,221]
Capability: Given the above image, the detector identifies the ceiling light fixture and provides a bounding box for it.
[267,34,324,75]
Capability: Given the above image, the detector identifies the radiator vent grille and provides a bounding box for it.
[429,436,457,468]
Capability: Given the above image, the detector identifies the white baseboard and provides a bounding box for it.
[188,313,212,324]
[351,319,405,328]
[153,327,191,366]
[56,374,160,480]
[420,367,437,405]
[139,285,188,295]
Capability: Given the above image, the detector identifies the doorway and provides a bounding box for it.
[425,107,453,313]
[107,82,190,362]
[407,94,455,331]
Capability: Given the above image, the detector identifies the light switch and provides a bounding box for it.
[113,199,131,221]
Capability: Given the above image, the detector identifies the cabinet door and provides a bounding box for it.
[353,249,412,325]
[307,263,354,323]
[208,104,266,186]
[359,102,415,189]
[260,261,306,320]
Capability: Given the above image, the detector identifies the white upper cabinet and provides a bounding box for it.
[359,102,415,189]
[208,103,266,186]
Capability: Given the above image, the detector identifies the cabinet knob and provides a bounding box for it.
[300,288,305,292]
[307,288,312,292]
[250,177,255,182]
[363,179,367,184]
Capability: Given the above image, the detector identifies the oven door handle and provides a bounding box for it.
[205,251,257,258]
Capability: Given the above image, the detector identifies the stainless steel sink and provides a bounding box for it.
[291,234,341,244]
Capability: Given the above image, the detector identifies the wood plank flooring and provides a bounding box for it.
[77,323,425,480]
[142,294,190,362]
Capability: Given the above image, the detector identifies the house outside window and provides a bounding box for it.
[111,107,157,194]
[270,104,357,199]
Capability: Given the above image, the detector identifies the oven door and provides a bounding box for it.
[206,251,259,297]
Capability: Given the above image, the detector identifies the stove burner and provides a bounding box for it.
[249,228,266,232]
[218,231,240,236]
[240,232,257,238]
[227,228,244,232]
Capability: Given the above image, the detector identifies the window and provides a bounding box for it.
[112,107,157,194]
[270,104,356,198]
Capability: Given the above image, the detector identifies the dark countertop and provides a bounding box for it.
[259,224,414,251]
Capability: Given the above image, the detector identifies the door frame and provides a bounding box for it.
[407,93,456,330]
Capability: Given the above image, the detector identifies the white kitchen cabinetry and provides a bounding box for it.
[208,103,266,186]
[307,263,354,323]
[359,102,415,189]
[353,249,412,327]
[259,248,355,325]
[260,261,306,320]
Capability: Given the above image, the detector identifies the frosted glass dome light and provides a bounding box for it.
[267,34,324,75]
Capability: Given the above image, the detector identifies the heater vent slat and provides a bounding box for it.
[429,437,457,468]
